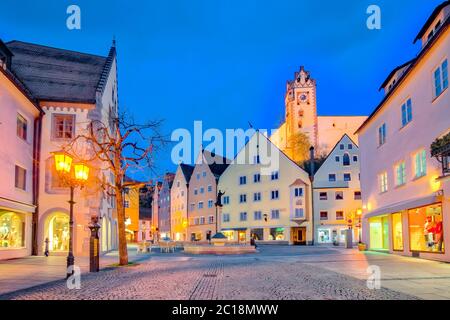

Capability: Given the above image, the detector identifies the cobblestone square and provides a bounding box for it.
[1,246,449,300]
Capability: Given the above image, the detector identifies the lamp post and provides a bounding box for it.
[53,151,90,279]
[356,209,363,243]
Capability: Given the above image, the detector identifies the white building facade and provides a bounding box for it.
[5,40,120,257]
[357,2,450,262]
[0,40,43,260]
[218,131,313,245]
[313,134,362,245]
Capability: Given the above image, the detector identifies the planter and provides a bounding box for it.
[358,243,367,251]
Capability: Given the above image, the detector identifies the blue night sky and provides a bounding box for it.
[0,0,444,181]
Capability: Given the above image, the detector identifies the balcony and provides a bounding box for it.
[431,133,450,177]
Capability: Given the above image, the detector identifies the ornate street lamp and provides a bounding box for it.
[52,151,90,278]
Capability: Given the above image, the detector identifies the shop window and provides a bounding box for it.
[222,231,234,241]
[408,204,444,253]
[392,213,404,251]
[270,228,285,241]
[318,229,330,243]
[369,216,389,250]
[0,211,25,248]
[251,228,263,240]
[47,214,69,252]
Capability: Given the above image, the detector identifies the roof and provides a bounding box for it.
[180,163,195,183]
[202,150,231,178]
[378,58,417,91]
[355,14,450,135]
[5,40,115,103]
[414,1,450,44]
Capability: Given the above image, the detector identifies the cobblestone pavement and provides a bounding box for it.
[0,249,419,300]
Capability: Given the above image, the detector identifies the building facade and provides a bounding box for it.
[188,150,229,242]
[170,164,194,241]
[4,40,120,257]
[124,178,145,243]
[0,40,43,260]
[271,66,367,160]
[357,2,450,262]
[218,131,313,245]
[158,173,175,239]
[313,134,362,245]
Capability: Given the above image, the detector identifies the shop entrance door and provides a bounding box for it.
[292,227,307,245]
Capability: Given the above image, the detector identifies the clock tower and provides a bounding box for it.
[284,66,319,158]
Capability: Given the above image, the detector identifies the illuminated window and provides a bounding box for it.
[0,211,25,248]
[408,204,444,253]
[395,161,406,186]
[392,213,403,251]
[379,172,388,193]
[336,211,344,220]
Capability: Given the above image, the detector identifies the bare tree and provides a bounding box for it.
[289,132,311,164]
[64,113,165,265]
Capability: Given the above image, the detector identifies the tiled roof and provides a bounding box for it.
[180,164,195,183]
[6,40,113,103]
[203,150,230,178]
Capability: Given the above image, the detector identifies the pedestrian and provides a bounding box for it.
[44,238,49,257]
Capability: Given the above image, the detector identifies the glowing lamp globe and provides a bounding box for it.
[54,151,73,174]
[74,163,90,182]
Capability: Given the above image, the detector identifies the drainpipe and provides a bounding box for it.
[309,146,315,246]
[32,112,43,256]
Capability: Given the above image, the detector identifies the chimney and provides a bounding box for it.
[309,146,315,182]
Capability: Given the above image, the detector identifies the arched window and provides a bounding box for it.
[343,153,350,166]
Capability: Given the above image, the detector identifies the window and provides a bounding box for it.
[200,217,205,224]
[270,228,284,240]
[401,99,413,127]
[254,155,261,164]
[15,165,26,190]
[239,194,247,203]
[294,208,304,218]
[207,185,212,192]
[344,173,351,182]
[254,211,262,221]
[190,203,195,211]
[392,212,403,251]
[223,196,230,205]
[353,155,358,162]
[0,211,25,248]
[200,187,205,194]
[348,144,353,150]
[254,173,261,183]
[53,114,75,139]
[17,114,27,141]
[124,200,130,208]
[354,191,362,200]
[408,204,443,253]
[378,123,387,146]
[319,192,327,200]
[223,213,230,223]
[271,171,279,180]
[414,150,427,178]
[335,156,340,162]
[202,171,207,177]
[208,200,214,208]
[434,59,448,98]
[271,190,279,200]
[294,188,303,197]
[328,174,336,182]
[339,144,344,150]
[271,210,280,219]
[336,211,344,220]
[240,212,247,221]
[320,211,328,220]
[395,162,406,186]
[194,189,198,195]
[343,153,350,166]
[253,192,261,202]
[239,176,247,185]
[335,191,344,200]
[208,215,214,224]
[198,202,204,209]
[379,172,388,193]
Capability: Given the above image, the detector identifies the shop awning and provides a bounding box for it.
[221,228,247,231]
[364,194,439,219]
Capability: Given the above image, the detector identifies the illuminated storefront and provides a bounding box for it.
[392,212,404,251]
[369,215,389,250]
[408,204,444,253]
[46,213,69,252]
